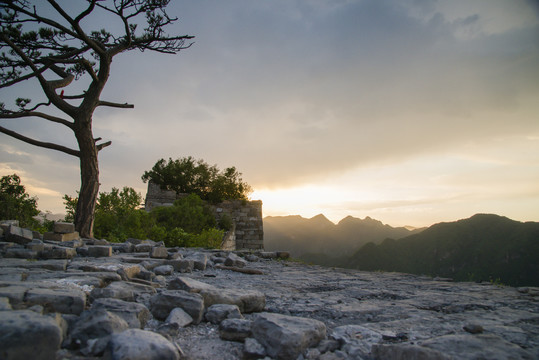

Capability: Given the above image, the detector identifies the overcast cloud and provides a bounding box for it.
[1,0,538,226]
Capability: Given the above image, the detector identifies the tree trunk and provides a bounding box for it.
[74,116,99,238]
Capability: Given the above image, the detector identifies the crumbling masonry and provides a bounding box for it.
[144,182,264,251]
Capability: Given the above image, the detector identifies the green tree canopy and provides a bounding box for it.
[0,174,39,227]
[141,156,252,203]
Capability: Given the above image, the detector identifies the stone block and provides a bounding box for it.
[150,246,169,259]
[43,231,80,242]
[25,239,44,252]
[252,313,326,359]
[53,222,75,234]
[88,245,112,257]
[4,248,38,259]
[135,243,152,252]
[165,307,193,328]
[219,318,252,342]
[0,310,62,360]
[165,259,194,273]
[41,247,77,259]
[25,287,86,315]
[92,298,150,329]
[205,304,243,324]
[6,225,34,245]
[149,290,204,323]
[154,265,174,276]
[199,287,265,313]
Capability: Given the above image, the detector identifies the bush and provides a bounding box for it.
[141,156,252,203]
[0,174,40,228]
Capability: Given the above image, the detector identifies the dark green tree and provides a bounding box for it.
[142,156,252,203]
[0,173,39,227]
[0,1,193,237]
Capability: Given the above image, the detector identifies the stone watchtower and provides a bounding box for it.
[144,182,264,251]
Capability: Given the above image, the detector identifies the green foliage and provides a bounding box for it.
[141,156,252,203]
[0,174,39,228]
[63,188,224,248]
[151,194,216,233]
[218,213,233,231]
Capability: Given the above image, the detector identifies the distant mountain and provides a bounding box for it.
[346,214,539,287]
[263,214,422,259]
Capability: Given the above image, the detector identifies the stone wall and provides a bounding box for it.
[144,182,264,251]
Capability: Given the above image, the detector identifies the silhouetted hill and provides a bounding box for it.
[346,214,539,287]
[264,214,421,258]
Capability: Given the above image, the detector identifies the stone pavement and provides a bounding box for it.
[0,226,537,359]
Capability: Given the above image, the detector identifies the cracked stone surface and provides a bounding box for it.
[0,244,538,359]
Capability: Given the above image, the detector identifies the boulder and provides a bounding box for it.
[205,304,243,324]
[219,318,253,342]
[41,247,77,259]
[154,264,174,276]
[244,337,267,359]
[25,287,86,315]
[251,312,326,360]
[165,258,194,273]
[165,307,193,328]
[149,290,204,323]
[224,253,247,268]
[186,252,208,270]
[330,325,383,358]
[103,329,181,360]
[67,308,129,348]
[200,287,265,313]
[150,246,169,259]
[168,276,217,292]
[91,298,150,329]
[0,310,63,360]
[90,280,156,302]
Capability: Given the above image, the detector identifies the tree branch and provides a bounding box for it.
[97,101,134,109]
[0,110,74,129]
[0,125,80,157]
[96,140,112,152]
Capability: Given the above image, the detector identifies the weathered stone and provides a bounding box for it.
[150,246,169,259]
[420,333,534,359]
[463,324,484,334]
[0,285,27,307]
[135,243,152,252]
[104,329,181,360]
[205,303,243,324]
[165,258,194,273]
[25,239,44,252]
[92,298,150,329]
[187,252,208,270]
[0,296,12,310]
[252,312,327,360]
[4,248,38,259]
[165,307,193,327]
[41,246,77,259]
[88,245,112,257]
[90,280,156,302]
[43,231,80,242]
[168,276,217,292]
[67,308,129,348]
[219,318,253,342]
[0,310,62,360]
[244,337,267,359]
[111,242,134,253]
[200,287,265,313]
[154,264,174,276]
[149,290,204,323]
[25,287,86,315]
[53,222,75,234]
[6,225,33,245]
[330,325,382,358]
[224,253,247,268]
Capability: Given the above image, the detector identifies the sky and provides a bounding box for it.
[1,0,539,227]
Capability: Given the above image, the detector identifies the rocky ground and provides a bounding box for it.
[0,221,538,359]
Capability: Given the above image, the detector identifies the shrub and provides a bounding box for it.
[0,174,40,228]
[141,156,252,203]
